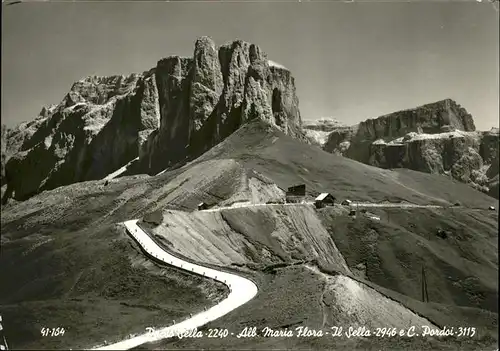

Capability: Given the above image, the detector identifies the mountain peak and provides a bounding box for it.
[1,37,301,201]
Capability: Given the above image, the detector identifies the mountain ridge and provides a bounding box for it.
[2,38,498,203]
[1,36,304,202]
[302,99,498,198]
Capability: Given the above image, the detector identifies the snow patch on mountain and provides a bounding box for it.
[303,129,331,146]
[268,60,288,70]
[388,130,482,145]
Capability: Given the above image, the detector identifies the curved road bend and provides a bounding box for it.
[91,200,462,349]
[92,219,258,350]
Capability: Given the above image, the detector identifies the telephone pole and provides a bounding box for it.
[421,266,429,303]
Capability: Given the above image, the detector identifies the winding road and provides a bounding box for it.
[92,219,258,350]
[89,178,490,350]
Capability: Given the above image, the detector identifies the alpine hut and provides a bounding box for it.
[315,193,336,208]
[197,202,209,211]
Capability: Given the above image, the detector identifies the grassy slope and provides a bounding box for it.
[135,121,497,350]
[0,159,252,349]
[140,266,497,351]
[0,182,228,349]
[316,207,498,313]
[139,204,498,350]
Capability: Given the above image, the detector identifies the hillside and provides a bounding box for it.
[0,219,228,350]
[146,265,497,351]
[190,119,497,209]
[141,203,497,313]
[133,181,497,350]
[317,206,498,312]
[140,205,350,273]
[1,119,497,350]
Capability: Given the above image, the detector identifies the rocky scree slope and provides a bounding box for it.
[1,36,303,202]
[320,99,499,198]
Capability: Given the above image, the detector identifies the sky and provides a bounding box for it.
[1,0,499,130]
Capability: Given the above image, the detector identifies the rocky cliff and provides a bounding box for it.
[2,37,303,201]
[3,74,153,201]
[322,100,498,198]
[324,99,476,161]
[1,109,57,186]
[138,38,303,174]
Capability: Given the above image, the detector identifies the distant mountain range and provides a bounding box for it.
[1,37,498,203]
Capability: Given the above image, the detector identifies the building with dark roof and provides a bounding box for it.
[286,184,306,203]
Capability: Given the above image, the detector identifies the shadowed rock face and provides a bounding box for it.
[362,132,498,198]
[324,99,476,162]
[3,74,152,201]
[1,113,55,187]
[139,38,303,175]
[322,100,498,198]
[356,99,475,141]
[2,37,302,201]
